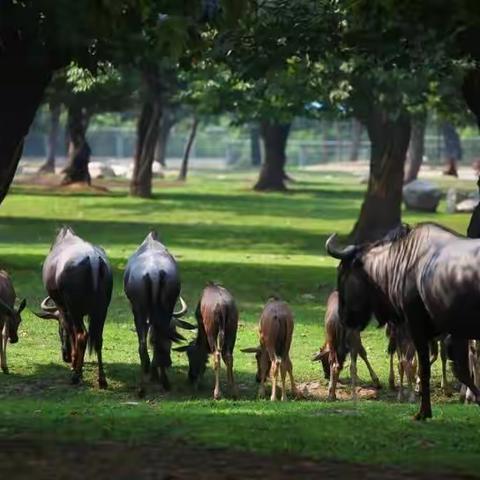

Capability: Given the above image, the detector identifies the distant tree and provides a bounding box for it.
[38,102,62,174]
[178,116,199,181]
[404,112,427,184]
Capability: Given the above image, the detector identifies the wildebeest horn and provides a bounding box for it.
[172,318,196,330]
[241,347,260,353]
[325,234,357,260]
[172,345,191,352]
[40,296,58,312]
[32,310,59,320]
[0,297,14,316]
[173,296,187,318]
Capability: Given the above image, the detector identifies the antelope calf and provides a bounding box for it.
[313,290,380,400]
[386,323,417,402]
[0,270,26,374]
[175,283,238,399]
[242,298,296,401]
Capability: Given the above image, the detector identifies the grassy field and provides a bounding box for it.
[1,170,480,475]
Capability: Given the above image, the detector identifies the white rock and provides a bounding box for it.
[455,198,479,213]
[403,179,442,213]
[88,161,116,179]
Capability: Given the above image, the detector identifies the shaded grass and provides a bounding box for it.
[1,170,479,474]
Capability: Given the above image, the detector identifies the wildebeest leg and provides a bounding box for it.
[388,352,395,391]
[222,352,238,399]
[358,345,381,388]
[134,309,150,397]
[449,338,480,404]
[280,360,288,401]
[328,363,339,401]
[95,342,107,389]
[286,356,297,397]
[270,359,280,401]
[350,351,358,400]
[0,324,7,374]
[72,326,88,385]
[412,337,432,420]
[406,356,417,403]
[440,339,449,394]
[397,354,405,402]
[213,350,222,400]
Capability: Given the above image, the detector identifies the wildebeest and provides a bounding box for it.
[242,298,297,401]
[386,323,417,402]
[0,271,26,374]
[124,231,191,395]
[174,283,238,399]
[312,290,380,400]
[35,226,112,388]
[326,222,480,420]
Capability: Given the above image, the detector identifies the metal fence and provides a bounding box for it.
[23,123,480,167]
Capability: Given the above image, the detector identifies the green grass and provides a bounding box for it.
[1,170,480,475]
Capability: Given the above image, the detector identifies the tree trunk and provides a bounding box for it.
[38,102,61,174]
[178,116,199,182]
[404,113,427,184]
[254,121,291,191]
[130,81,163,198]
[0,59,52,204]
[154,109,174,168]
[250,124,262,166]
[350,108,411,243]
[463,69,480,129]
[349,118,363,162]
[61,104,91,185]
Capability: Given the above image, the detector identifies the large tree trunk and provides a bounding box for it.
[61,104,91,185]
[250,123,262,166]
[404,113,427,184]
[38,102,61,174]
[349,118,363,162]
[154,109,174,168]
[178,116,199,182]
[350,107,411,243]
[130,71,163,198]
[254,121,291,191]
[0,58,52,204]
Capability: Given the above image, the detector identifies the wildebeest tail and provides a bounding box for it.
[87,256,108,355]
[144,271,174,367]
[273,313,288,358]
[215,304,226,353]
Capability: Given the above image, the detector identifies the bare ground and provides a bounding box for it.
[0,438,474,480]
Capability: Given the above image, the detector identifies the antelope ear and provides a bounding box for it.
[173,345,190,352]
[31,310,59,320]
[241,347,260,353]
[17,298,27,314]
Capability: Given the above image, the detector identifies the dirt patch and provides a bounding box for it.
[0,438,473,480]
[298,380,379,401]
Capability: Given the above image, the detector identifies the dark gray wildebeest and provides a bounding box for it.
[0,270,26,374]
[313,290,380,400]
[242,298,297,401]
[326,222,480,420]
[35,227,112,388]
[174,283,238,399]
[124,231,192,395]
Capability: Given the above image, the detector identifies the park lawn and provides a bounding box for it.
[0,170,479,475]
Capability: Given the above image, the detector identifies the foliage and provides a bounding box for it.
[0,172,478,473]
